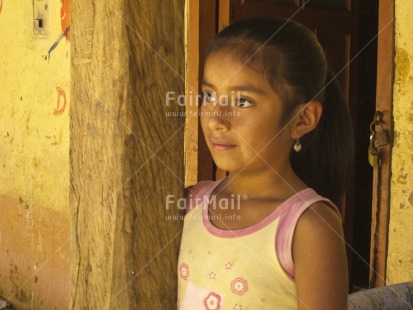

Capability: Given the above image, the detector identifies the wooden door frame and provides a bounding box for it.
[185,0,220,186]
[184,0,394,288]
[184,0,200,187]
[369,0,394,288]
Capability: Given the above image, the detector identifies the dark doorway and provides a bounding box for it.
[351,0,378,290]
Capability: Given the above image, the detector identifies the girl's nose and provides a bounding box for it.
[207,101,231,131]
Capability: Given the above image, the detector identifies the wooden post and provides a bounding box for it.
[70,0,185,308]
[185,0,200,186]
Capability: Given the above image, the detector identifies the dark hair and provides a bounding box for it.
[206,16,354,205]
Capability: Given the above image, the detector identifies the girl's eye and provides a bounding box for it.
[235,97,254,108]
[202,91,216,104]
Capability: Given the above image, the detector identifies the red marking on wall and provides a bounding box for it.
[60,0,70,41]
[54,87,67,116]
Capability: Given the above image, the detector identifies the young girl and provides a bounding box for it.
[178,16,353,309]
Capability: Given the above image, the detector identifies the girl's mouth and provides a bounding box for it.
[211,143,236,151]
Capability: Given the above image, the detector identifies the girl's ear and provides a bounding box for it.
[290,101,322,138]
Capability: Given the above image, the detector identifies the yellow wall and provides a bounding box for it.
[0,1,70,309]
[387,0,413,284]
[0,1,411,308]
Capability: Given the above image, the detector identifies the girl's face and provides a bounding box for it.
[200,52,294,175]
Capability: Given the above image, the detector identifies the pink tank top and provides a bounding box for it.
[178,178,340,309]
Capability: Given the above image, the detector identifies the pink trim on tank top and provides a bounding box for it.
[275,193,338,280]
[185,180,221,214]
[201,180,317,238]
[194,178,341,280]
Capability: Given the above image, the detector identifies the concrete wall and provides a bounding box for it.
[0,1,70,309]
[387,0,413,284]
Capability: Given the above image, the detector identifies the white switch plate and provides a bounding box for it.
[33,0,49,35]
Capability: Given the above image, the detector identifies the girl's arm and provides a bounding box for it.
[293,202,348,310]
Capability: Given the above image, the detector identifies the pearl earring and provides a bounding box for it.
[294,138,302,152]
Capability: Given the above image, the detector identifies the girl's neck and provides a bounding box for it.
[218,166,307,201]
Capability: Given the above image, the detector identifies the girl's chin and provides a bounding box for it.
[212,161,232,172]
[212,160,242,174]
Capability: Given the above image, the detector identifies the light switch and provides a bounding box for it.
[33,0,49,35]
